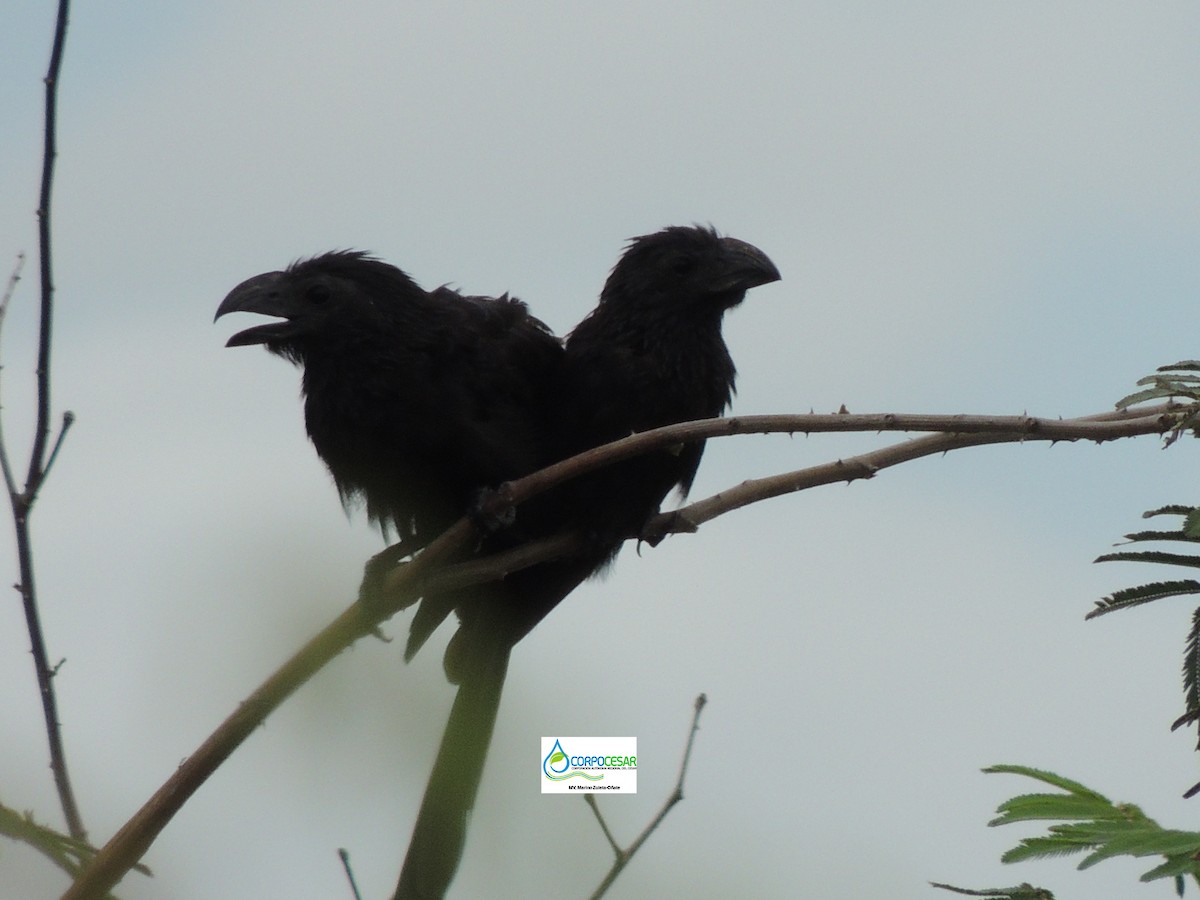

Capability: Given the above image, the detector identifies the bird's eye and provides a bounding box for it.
[306,283,331,304]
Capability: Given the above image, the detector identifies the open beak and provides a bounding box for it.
[214,271,297,346]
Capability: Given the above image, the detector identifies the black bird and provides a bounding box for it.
[215,250,564,551]
[439,225,782,668]
[397,225,779,900]
[217,251,565,900]
[216,229,779,899]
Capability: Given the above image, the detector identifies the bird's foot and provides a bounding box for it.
[639,508,697,547]
[357,541,415,622]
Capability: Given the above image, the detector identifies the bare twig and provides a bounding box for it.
[1,0,85,843]
[0,253,27,499]
[337,848,363,900]
[31,0,69,490]
[0,252,25,322]
[587,694,708,900]
[37,409,75,493]
[645,418,1151,540]
[63,403,1181,898]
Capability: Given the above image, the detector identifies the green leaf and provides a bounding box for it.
[1115,387,1170,409]
[1094,551,1200,569]
[0,800,147,893]
[984,766,1200,891]
[930,882,1056,899]
[1086,580,1200,619]
[1139,854,1200,882]
[999,836,1093,865]
[1150,374,1200,385]
[1078,828,1200,869]
[1185,509,1200,538]
[989,794,1116,825]
[983,765,1109,801]
[1178,608,1200,739]
[1143,505,1196,519]
[1119,530,1200,545]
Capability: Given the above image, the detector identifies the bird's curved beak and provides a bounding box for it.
[715,238,781,292]
[215,271,296,347]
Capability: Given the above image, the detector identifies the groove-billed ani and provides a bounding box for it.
[216,251,566,900]
[397,225,778,899]
[215,250,564,550]
[216,230,780,669]
[216,229,779,900]
[437,225,781,672]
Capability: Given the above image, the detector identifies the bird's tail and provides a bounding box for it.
[392,633,511,900]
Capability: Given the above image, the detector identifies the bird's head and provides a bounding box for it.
[600,225,781,315]
[215,251,420,363]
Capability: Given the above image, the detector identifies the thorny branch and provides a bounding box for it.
[63,402,1180,899]
[1,0,85,843]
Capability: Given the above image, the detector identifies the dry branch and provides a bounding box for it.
[64,403,1182,898]
[3,0,85,844]
[587,693,708,899]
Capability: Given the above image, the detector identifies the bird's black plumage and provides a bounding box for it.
[440,225,781,670]
[217,230,779,898]
[216,250,564,549]
[217,231,780,668]
[561,224,778,542]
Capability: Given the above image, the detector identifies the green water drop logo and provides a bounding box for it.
[544,739,569,778]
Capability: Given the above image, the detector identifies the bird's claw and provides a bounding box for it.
[639,509,696,547]
[357,542,413,620]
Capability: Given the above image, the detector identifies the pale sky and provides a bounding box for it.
[2,3,1199,898]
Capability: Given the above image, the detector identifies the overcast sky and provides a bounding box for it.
[2,3,1199,898]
